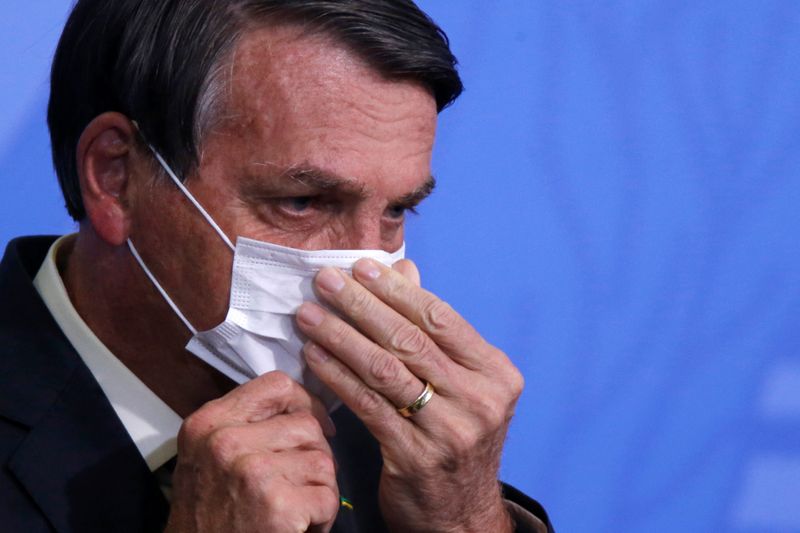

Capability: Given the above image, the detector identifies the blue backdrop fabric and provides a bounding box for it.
[1,2,798,532]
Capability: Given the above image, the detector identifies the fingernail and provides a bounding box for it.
[317,267,346,293]
[297,303,325,327]
[304,341,330,363]
[354,259,381,281]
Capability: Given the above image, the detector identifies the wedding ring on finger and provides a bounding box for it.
[397,381,435,418]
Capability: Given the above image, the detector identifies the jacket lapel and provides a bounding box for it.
[0,237,168,532]
[7,366,169,533]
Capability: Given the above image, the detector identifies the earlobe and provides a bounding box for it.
[77,112,138,246]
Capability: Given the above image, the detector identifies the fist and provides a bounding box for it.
[164,371,339,533]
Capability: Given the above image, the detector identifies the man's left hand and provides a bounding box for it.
[296,258,524,533]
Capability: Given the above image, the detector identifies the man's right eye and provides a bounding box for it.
[278,196,314,213]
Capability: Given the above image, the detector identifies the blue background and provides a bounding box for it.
[2,2,799,531]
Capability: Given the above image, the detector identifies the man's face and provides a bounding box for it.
[129,25,438,331]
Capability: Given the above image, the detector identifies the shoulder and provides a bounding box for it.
[0,235,168,532]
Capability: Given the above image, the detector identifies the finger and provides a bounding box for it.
[214,371,314,421]
[392,258,420,287]
[276,449,337,489]
[300,486,340,530]
[236,470,339,531]
[202,412,333,466]
[303,340,422,441]
[289,390,337,438]
[297,302,435,409]
[181,371,335,443]
[352,258,489,370]
[265,412,333,453]
[310,267,453,385]
[263,483,339,532]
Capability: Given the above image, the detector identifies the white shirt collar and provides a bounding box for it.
[33,234,182,472]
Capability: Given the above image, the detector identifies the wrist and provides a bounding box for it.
[469,498,514,533]
[446,494,514,533]
[385,496,512,533]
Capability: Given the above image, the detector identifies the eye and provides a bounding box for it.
[279,196,314,213]
[385,204,415,220]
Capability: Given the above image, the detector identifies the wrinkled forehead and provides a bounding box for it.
[216,24,438,147]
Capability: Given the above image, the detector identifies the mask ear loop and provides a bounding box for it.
[148,148,236,252]
[127,239,198,335]
[125,121,234,335]
[131,120,236,252]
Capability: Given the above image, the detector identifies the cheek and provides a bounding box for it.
[235,212,353,250]
[167,223,236,331]
[231,204,401,252]
[129,185,237,331]
[192,255,235,329]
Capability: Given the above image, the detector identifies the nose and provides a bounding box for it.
[347,218,383,250]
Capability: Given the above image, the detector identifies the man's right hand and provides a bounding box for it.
[164,371,340,533]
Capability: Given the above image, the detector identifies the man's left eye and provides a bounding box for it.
[386,205,408,219]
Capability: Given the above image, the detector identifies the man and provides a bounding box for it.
[0,1,552,531]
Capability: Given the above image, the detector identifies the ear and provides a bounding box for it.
[76,112,139,246]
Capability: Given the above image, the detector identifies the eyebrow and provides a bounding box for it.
[394,175,436,207]
[282,166,366,196]
[243,163,436,206]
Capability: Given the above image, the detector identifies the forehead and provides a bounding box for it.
[204,24,437,183]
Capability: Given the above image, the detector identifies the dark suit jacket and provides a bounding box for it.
[0,236,552,532]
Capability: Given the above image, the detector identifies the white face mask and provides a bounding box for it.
[127,147,404,411]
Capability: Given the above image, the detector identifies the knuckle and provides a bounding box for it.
[179,408,214,449]
[388,324,428,356]
[262,481,290,513]
[421,298,457,332]
[507,366,525,400]
[479,399,507,429]
[206,427,239,462]
[291,411,323,439]
[491,351,525,401]
[320,486,340,519]
[307,449,336,478]
[177,420,199,451]
[448,426,480,458]
[467,387,509,429]
[383,274,406,300]
[367,351,401,387]
[327,321,351,350]
[347,286,374,317]
[232,454,271,484]
[353,382,385,417]
[265,371,296,395]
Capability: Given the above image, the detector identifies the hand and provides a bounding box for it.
[296,259,523,533]
[165,371,340,533]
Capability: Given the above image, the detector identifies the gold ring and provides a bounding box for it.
[397,381,435,418]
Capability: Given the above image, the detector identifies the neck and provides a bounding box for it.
[61,228,235,418]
